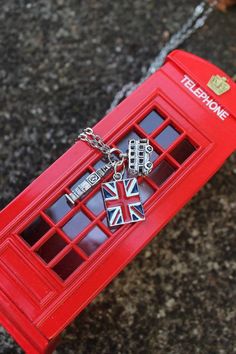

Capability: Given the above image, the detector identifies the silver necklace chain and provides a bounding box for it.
[78,128,126,179]
[108,0,218,112]
[78,128,111,156]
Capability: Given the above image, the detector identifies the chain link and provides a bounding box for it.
[78,128,126,177]
[78,128,111,155]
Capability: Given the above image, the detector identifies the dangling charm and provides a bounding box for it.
[128,138,153,176]
[102,172,145,228]
[101,139,153,227]
[65,162,112,205]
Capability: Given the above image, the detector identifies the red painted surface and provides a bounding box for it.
[0,50,235,353]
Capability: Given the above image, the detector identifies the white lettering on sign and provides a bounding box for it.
[181,75,230,121]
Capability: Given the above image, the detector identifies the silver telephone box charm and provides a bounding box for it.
[128,139,153,176]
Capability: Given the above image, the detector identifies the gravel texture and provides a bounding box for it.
[0,1,235,353]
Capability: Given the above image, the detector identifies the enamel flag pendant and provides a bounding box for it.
[102,177,145,227]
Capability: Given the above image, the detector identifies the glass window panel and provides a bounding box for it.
[139,181,155,204]
[20,216,50,246]
[150,160,176,187]
[150,149,160,163]
[78,226,108,256]
[86,190,104,216]
[102,217,118,233]
[36,233,67,263]
[62,211,90,240]
[45,195,72,223]
[93,158,107,170]
[70,171,90,190]
[170,138,196,164]
[155,125,180,149]
[52,250,84,280]
[117,131,140,152]
[139,110,165,134]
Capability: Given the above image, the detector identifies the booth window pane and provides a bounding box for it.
[102,217,117,233]
[78,226,108,256]
[139,180,155,204]
[139,110,165,134]
[20,216,50,246]
[150,160,176,186]
[36,233,67,263]
[117,130,140,151]
[52,250,84,280]
[86,190,104,216]
[171,138,196,164]
[155,125,180,149]
[45,195,72,223]
[93,158,107,170]
[62,211,90,240]
[150,149,160,163]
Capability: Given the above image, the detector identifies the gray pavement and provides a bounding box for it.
[0,1,235,353]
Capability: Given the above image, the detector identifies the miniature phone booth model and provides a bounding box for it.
[0,50,235,354]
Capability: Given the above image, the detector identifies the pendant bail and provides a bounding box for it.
[108,147,125,165]
[113,159,125,181]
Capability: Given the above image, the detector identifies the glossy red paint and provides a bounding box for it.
[0,50,235,353]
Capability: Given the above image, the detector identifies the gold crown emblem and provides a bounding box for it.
[207,75,230,96]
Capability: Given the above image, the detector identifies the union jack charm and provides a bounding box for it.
[102,178,145,227]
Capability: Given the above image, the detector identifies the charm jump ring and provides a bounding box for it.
[113,159,125,181]
[108,148,126,165]
[84,127,93,135]
[78,133,87,141]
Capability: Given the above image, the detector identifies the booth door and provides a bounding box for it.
[4,92,210,329]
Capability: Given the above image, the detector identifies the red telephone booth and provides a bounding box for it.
[0,50,235,353]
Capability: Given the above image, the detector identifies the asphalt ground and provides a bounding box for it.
[0,1,235,353]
